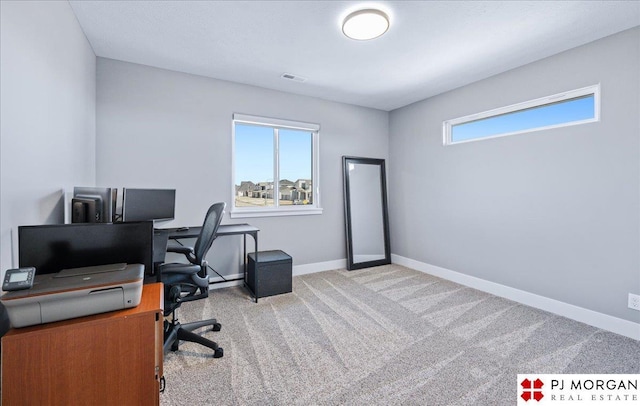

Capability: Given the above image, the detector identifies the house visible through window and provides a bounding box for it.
[232,114,321,217]
[443,84,600,145]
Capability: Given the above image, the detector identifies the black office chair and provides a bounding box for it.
[160,202,226,358]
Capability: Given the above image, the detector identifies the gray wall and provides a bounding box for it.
[96,58,388,273]
[0,1,96,277]
[388,27,640,323]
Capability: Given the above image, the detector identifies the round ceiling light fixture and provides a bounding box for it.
[342,9,390,40]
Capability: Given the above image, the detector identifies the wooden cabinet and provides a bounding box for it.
[1,283,163,405]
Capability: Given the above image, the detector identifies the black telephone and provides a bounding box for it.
[3,267,35,291]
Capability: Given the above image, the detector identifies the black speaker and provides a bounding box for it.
[247,250,292,299]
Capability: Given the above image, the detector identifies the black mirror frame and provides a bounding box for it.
[342,156,391,270]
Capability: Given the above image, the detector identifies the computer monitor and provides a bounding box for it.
[72,187,117,223]
[18,221,154,275]
[122,188,176,222]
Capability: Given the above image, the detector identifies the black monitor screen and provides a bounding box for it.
[122,188,176,222]
[18,222,154,275]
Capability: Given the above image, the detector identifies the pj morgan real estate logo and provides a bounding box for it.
[517,374,639,405]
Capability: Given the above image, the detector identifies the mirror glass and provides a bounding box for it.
[343,156,390,270]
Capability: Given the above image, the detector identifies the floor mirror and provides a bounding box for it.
[342,156,391,270]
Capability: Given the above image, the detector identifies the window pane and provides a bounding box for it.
[234,124,275,207]
[279,129,313,205]
[232,113,321,216]
[451,94,595,143]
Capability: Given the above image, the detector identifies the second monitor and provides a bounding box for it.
[122,188,176,222]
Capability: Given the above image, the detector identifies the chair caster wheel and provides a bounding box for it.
[213,347,224,358]
[212,323,222,332]
[171,342,179,352]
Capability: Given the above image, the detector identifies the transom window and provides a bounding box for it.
[231,114,321,218]
[443,84,600,145]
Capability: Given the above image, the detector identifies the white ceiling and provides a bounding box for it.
[69,1,640,111]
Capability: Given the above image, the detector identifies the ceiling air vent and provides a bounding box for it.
[281,73,307,83]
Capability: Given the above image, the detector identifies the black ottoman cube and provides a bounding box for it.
[247,250,292,301]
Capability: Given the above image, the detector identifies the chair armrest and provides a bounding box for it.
[166,245,194,255]
[159,263,209,291]
[166,244,197,264]
[158,262,201,276]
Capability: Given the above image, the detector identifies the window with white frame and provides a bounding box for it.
[443,84,600,145]
[231,114,321,218]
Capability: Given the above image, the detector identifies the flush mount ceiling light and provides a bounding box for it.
[342,9,390,40]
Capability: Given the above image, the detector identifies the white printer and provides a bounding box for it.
[1,263,144,328]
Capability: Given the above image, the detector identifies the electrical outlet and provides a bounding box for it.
[629,293,640,311]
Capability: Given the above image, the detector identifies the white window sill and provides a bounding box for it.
[230,207,323,218]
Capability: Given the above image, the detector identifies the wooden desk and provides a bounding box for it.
[1,283,164,405]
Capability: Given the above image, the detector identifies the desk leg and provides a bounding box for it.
[243,233,247,285]
[243,234,256,303]
[253,232,258,302]
[243,232,259,303]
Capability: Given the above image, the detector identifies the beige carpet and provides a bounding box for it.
[160,264,640,405]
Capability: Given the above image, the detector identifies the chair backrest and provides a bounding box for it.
[193,202,226,266]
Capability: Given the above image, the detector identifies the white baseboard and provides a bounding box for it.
[391,254,640,341]
[208,272,244,290]
[293,259,346,276]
